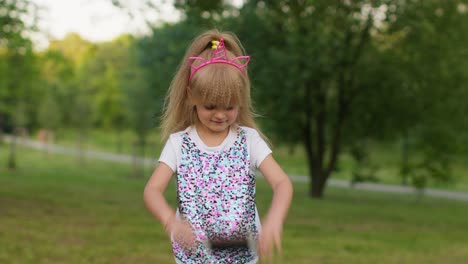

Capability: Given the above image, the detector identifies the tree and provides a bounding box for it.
[38,49,74,146]
[0,0,39,169]
[343,0,468,193]
[80,35,133,153]
[48,33,96,164]
[232,0,395,198]
[230,0,468,198]
[0,0,37,169]
[120,42,154,178]
[384,0,468,192]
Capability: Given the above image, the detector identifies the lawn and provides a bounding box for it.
[1,145,468,263]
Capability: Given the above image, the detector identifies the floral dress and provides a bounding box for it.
[172,127,258,264]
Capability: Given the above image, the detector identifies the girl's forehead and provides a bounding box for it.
[195,97,239,106]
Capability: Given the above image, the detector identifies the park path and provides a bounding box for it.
[4,135,468,202]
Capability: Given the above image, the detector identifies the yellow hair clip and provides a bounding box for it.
[211,40,220,50]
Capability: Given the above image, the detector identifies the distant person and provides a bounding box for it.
[38,129,48,144]
[143,29,293,264]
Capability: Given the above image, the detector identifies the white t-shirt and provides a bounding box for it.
[161,126,270,264]
[158,125,272,173]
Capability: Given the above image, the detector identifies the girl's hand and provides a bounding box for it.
[165,216,197,250]
[258,215,283,262]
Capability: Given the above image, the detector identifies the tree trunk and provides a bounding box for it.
[310,164,328,198]
[7,129,17,170]
[303,78,330,198]
[401,131,409,186]
[132,141,141,178]
[304,120,327,198]
[116,130,123,154]
[132,136,146,179]
[77,131,86,165]
[139,137,146,177]
[303,91,346,198]
[0,114,4,144]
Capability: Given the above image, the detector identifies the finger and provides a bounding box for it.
[259,241,270,264]
[260,235,273,262]
[183,225,197,247]
[176,223,194,249]
[180,220,193,235]
[258,234,267,259]
[267,247,274,264]
[269,238,275,261]
[257,233,263,257]
[274,232,282,256]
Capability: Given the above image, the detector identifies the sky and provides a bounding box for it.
[32,0,180,49]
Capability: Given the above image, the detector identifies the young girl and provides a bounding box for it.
[143,29,293,264]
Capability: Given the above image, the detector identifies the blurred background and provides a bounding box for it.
[1,0,468,263]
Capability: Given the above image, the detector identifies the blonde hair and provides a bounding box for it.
[160,29,267,142]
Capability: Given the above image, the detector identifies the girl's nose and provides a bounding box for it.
[214,111,225,119]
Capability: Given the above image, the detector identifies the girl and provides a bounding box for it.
[143,29,293,264]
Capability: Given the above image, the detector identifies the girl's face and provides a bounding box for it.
[194,101,239,134]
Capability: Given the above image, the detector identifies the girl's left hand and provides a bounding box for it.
[258,215,283,262]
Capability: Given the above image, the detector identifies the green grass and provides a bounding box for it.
[1,146,468,263]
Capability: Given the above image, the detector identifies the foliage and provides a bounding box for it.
[226,0,398,197]
[37,50,73,128]
[0,0,37,51]
[349,140,379,185]
[221,0,468,197]
[0,0,39,131]
[79,36,132,129]
[2,0,467,197]
[118,35,159,177]
[380,0,468,191]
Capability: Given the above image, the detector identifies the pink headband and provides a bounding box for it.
[188,38,250,81]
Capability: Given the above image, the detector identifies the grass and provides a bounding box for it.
[1,145,468,263]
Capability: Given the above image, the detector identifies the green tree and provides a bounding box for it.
[80,35,133,153]
[2,46,39,169]
[48,33,96,164]
[37,90,61,153]
[384,0,468,192]
[0,0,39,169]
[1,51,39,170]
[231,0,468,198]
[128,21,206,177]
[345,0,468,193]
[38,49,73,137]
[233,0,392,198]
[120,40,157,178]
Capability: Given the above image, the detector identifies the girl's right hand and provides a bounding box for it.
[166,216,197,250]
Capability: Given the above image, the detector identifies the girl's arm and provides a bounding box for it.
[144,162,197,248]
[143,162,176,231]
[257,154,294,258]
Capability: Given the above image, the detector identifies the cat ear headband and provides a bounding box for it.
[188,38,250,81]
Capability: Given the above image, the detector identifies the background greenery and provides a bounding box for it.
[1,1,468,262]
[2,0,467,198]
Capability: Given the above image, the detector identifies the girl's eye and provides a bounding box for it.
[204,105,215,110]
[226,106,235,111]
